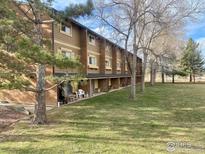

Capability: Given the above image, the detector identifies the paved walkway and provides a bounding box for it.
[61,86,129,106]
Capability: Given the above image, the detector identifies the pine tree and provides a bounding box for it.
[0,0,93,124]
[181,38,205,82]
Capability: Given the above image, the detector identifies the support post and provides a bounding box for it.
[89,79,93,96]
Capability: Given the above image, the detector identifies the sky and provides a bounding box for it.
[53,0,205,57]
[185,17,205,57]
[52,0,86,10]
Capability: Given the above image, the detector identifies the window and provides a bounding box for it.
[105,59,112,67]
[88,55,98,69]
[106,45,112,56]
[61,48,75,59]
[105,60,109,67]
[117,62,121,70]
[88,34,95,45]
[105,45,111,53]
[60,23,72,36]
[125,62,128,71]
[117,51,121,59]
[89,56,97,65]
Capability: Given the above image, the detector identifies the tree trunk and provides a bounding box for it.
[193,74,196,83]
[130,72,136,100]
[130,46,137,100]
[190,74,192,82]
[33,64,47,124]
[172,74,175,83]
[150,63,153,85]
[153,68,156,85]
[141,52,148,92]
[161,66,165,83]
[32,10,47,124]
[150,61,155,86]
[130,16,137,100]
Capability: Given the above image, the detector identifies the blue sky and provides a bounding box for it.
[53,0,85,10]
[185,17,205,56]
[53,0,205,57]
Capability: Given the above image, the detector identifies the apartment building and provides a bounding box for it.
[51,19,142,98]
[0,5,142,105]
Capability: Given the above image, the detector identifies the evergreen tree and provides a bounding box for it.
[181,38,205,82]
[0,0,93,124]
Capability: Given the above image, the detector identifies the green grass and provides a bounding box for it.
[0,84,205,154]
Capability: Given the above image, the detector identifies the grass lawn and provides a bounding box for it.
[0,84,205,154]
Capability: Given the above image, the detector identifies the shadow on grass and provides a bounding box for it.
[1,84,205,153]
[0,146,64,154]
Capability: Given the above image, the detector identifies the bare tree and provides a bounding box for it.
[137,0,205,91]
[95,0,158,99]
[95,0,204,99]
[147,28,184,85]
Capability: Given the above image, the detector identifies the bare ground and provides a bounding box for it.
[0,108,28,132]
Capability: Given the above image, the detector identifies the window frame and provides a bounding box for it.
[105,45,111,52]
[125,61,128,71]
[105,59,112,67]
[105,58,112,70]
[60,48,75,59]
[60,23,72,37]
[88,34,96,45]
[117,61,121,71]
[88,55,97,66]
[106,45,112,58]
